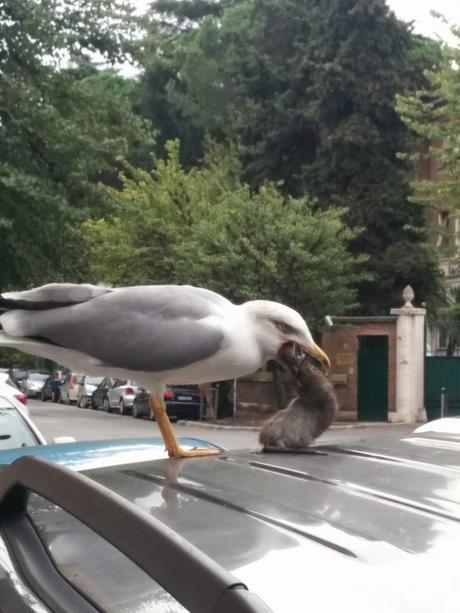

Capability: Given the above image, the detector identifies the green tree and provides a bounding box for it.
[139,0,443,314]
[0,0,151,291]
[85,141,364,323]
[396,20,460,218]
[434,287,460,357]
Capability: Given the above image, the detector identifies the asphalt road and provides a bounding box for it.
[29,399,416,450]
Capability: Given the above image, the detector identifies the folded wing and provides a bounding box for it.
[0,285,226,372]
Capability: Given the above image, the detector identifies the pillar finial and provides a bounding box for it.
[402,285,414,307]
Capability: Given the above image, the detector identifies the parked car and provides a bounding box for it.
[1,423,460,612]
[132,385,205,420]
[20,370,50,398]
[105,379,142,415]
[60,372,84,405]
[76,375,105,408]
[0,372,27,406]
[0,393,45,448]
[41,371,65,402]
[8,367,29,387]
[91,377,113,410]
[0,391,74,448]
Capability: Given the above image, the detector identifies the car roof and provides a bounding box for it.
[2,430,460,612]
[0,437,220,469]
[82,430,460,612]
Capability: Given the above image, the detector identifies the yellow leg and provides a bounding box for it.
[149,395,222,459]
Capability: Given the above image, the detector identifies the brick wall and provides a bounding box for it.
[321,317,397,420]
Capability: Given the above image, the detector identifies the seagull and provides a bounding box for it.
[0,283,330,458]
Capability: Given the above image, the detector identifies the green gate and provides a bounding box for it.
[425,357,460,420]
[357,336,389,421]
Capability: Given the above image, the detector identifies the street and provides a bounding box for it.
[29,399,416,450]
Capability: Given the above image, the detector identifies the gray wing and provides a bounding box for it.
[0,285,227,372]
[0,283,113,309]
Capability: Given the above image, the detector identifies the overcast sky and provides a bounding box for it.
[133,0,459,43]
[387,0,460,43]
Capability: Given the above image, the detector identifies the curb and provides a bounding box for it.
[178,420,408,432]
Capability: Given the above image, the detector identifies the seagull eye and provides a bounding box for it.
[274,321,295,335]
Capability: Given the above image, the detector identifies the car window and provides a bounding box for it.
[12,369,29,381]
[0,402,38,448]
[5,376,19,390]
[85,376,105,386]
[27,493,188,613]
[29,372,49,381]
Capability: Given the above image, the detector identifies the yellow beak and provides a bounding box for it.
[303,343,331,371]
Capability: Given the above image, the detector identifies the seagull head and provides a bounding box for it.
[243,300,330,370]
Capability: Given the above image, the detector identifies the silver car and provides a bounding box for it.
[104,379,141,415]
[20,371,49,398]
[1,422,460,612]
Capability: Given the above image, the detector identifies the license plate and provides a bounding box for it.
[177,395,192,401]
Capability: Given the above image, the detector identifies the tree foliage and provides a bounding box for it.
[397,21,460,218]
[435,287,460,357]
[138,0,443,314]
[85,141,364,323]
[0,0,152,291]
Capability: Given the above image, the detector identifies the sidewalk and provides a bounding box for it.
[179,418,405,432]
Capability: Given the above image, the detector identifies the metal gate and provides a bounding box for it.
[357,336,389,421]
[425,357,460,420]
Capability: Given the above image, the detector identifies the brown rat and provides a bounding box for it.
[259,342,337,449]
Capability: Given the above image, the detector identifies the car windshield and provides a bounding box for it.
[0,401,38,449]
[29,372,49,381]
[12,369,28,380]
[85,377,105,386]
[115,380,139,388]
[0,374,18,389]
[5,377,19,390]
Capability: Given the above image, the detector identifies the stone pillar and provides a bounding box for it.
[390,286,427,423]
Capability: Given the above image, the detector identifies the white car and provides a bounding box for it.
[76,375,105,408]
[104,379,142,415]
[0,393,45,447]
[60,372,84,405]
[0,392,74,447]
[0,373,27,409]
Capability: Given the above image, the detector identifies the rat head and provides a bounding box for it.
[278,341,328,396]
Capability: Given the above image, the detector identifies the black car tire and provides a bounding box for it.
[132,402,141,419]
[103,397,110,413]
[118,399,126,416]
[78,396,87,409]
[41,391,46,402]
